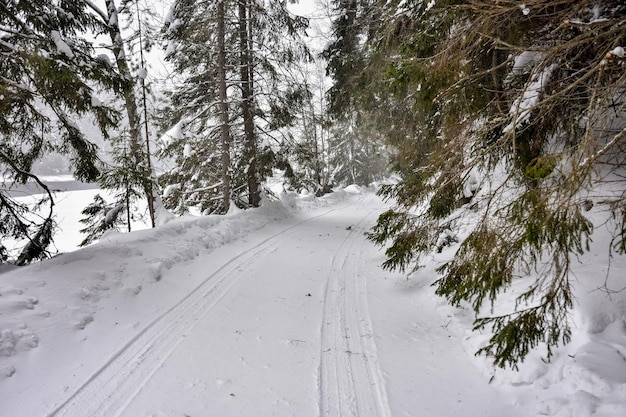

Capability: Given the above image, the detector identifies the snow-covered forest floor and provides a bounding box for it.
[1,183,625,417]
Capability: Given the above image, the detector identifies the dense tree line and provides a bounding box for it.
[1,0,390,262]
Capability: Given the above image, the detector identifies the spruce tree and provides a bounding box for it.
[364,0,626,368]
[0,0,121,264]
[322,0,367,116]
[159,0,235,214]
[160,0,309,214]
[321,0,390,187]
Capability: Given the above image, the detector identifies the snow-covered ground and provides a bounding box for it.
[1,185,625,416]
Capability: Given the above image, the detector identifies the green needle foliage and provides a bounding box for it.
[78,194,125,247]
[359,0,626,368]
[1,0,122,264]
[160,0,310,214]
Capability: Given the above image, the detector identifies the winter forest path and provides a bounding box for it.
[47,192,520,417]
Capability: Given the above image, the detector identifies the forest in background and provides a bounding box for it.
[1,0,625,370]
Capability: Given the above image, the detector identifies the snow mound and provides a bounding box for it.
[0,327,39,359]
[344,184,364,194]
[425,193,626,417]
[2,181,624,417]
[0,185,366,383]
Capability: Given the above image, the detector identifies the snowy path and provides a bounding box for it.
[319,206,392,417]
[1,191,523,417]
[50,215,309,416]
[50,198,375,417]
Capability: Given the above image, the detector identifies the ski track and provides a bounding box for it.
[48,200,362,417]
[319,207,392,417]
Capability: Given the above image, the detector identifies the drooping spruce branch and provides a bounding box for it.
[365,0,626,368]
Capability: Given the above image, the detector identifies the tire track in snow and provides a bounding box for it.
[319,206,392,417]
[48,200,362,417]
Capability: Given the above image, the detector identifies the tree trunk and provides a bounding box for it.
[217,0,231,213]
[103,0,156,227]
[239,0,260,207]
[135,1,156,227]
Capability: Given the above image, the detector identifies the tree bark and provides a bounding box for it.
[135,1,156,227]
[239,0,260,207]
[217,0,232,213]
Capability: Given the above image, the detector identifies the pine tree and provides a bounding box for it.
[366,0,626,368]
[0,0,121,264]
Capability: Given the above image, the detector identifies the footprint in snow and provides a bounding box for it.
[76,315,94,330]
[1,365,16,379]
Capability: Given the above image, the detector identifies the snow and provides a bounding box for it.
[108,12,118,27]
[164,40,176,58]
[183,142,193,158]
[504,63,558,133]
[509,51,541,78]
[95,53,111,67]
[168,18,183,33]
[160,118,188,148]
[162,183,179,199]
[609,46,624,58]
[50,30,74,59]
[90,95,103,107]
[137,67,148,79]
[163,4,175,26]
[520,4,530,15]
[0,184,625,416]
[104,204,124,224]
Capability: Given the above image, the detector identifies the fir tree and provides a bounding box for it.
[79,132,149,245]
[78,194,125,247]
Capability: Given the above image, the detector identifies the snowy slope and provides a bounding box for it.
[1,186,625,417]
